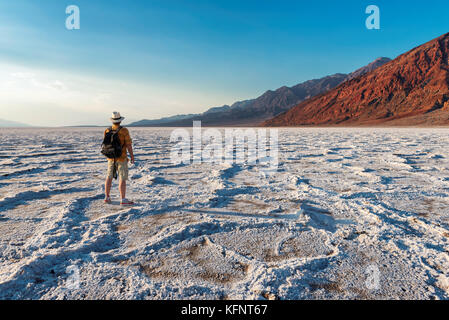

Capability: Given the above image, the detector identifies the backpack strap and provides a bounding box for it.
[110,126,122,134]
[115,126,125,148]
[113,126,125,162]
[104,127,111,135]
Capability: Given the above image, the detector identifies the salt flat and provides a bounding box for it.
[0,127,449,300]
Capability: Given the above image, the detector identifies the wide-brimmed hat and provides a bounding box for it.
[110,111,125,124]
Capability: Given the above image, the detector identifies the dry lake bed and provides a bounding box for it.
[0,127,449,299]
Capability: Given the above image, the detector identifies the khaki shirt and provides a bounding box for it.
[104,125,132,162]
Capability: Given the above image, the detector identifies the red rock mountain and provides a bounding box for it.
[264,33,449,126]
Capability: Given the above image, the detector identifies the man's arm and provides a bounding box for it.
[124,129,134,164]
[127,143,134,164]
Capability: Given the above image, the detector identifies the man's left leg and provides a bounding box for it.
[105,178,112,197]
[104,160,114,203]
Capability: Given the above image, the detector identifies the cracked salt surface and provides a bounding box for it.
[0,127,449,299]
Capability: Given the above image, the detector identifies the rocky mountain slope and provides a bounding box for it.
[131,58,390,127]
[264,33,449,126]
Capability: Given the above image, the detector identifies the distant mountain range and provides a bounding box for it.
[0,118,31,128]
[264,33,449,126]
[130,57,391,127]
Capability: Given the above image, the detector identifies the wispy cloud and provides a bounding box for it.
[0,62,232,126]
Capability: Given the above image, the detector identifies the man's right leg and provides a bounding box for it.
[119,179,126,200]
[117,161,133,205]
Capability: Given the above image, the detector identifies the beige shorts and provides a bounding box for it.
[107,160,128,181]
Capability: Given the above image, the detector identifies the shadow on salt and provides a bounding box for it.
[299,203,354,232]
[185,202,354,232]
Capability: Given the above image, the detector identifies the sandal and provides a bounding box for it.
[120,199,134,206]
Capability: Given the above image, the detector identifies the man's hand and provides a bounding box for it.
[130,155,135,164]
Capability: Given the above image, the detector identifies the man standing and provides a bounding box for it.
[103,111,135,205]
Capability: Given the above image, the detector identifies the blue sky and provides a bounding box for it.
[0,0,448,126]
